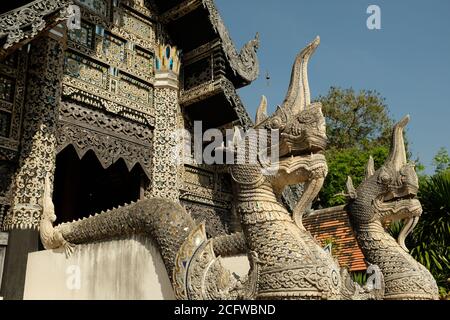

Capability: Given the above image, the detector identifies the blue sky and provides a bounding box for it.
[216,0,450,174]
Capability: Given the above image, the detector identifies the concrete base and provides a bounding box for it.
[24,235,175,300]
[23,235,250,300]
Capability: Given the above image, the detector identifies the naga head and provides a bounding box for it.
[225,37,327,225]
[254,36,327,158]
[346,116,422,251]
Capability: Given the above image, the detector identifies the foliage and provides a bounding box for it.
[432,147,450,174]
[314,87,394,208]
[351,271,368,286]
[387,220,403,239]
[409,170,450,297]
[316,146,388,207]
[387,169,450,298]
[322,237,340,257]
[316,87,450,298]
[317,87,393,151]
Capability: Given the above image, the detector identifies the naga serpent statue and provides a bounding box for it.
[344,116,439,300]
[37,37,435,300]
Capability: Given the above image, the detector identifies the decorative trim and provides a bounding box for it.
[149,70,181,201]
[0,0,71,53]
[158,0,259,84]
[0,161,14,226]
[155,45,181,75]
[183,39,220,65]
[181,200,231,237]
[180,76,253,129]
[3,36,65,230]
[0,50,28,162]
[0,146,17,161]
[111,4,156,51]
[160,0,202,24]
[120,0,158,20]
[56,102,153,178]
[201,0,259,84]
[62,79,155,127]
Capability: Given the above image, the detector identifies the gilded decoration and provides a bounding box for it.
[149,86,180,201]
[103,32,126,65]
[133,46,154,78]
[146,44,182,201]
[118,73,152,105]
[0,0,71,55]
[64,51,108,89]
[56,102,153,178]
[111,4,156,51]
[3,36,65,230]
[75,0,109,19]
[0,50,28,160]
[64,2,156,126]
[0,161,14,226]
[68,21,96,49]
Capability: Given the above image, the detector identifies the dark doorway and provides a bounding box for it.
[53,146,147,224]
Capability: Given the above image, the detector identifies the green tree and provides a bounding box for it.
[432,147,450,174]
[318,87,393,151]
[314,87,394,207]
[318,146,388,207]
[387,155,450,299]
[317,88,450,298]
[409,170,450,298]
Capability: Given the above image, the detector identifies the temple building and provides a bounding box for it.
[0,0,365,300]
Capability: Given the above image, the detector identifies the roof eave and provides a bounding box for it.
[0,0,71,60]
[156,0,260,88]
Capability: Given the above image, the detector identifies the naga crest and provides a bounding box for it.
[228,36,328,228]
[346,115,422,251]
[255,36,327,157]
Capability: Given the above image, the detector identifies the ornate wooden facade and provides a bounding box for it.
[0,0,260,299]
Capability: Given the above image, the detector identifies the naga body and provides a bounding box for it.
[345,116,439,300]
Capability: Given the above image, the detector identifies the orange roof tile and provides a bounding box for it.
[303,205,367,272]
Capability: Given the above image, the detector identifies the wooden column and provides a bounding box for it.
[147,45,181,202]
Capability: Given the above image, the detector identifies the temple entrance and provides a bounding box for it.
[53,146,147,224]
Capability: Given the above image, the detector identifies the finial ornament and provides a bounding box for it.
[155,44,181,75]
[281,36,320,115]
[255,95,268,124]
[386,115,409,171]
[365,156,375,180]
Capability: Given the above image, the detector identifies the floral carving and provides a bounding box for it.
[3,36,65,230]
[0,0,71,52]
[57,102,153,178]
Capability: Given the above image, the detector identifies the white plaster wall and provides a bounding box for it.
[23,235,175,300]
[23,235,251,300]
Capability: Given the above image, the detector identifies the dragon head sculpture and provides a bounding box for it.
[226,36,328,228]
[345,116,439,299]
[254,36,327,157]
[346,115,422,252]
